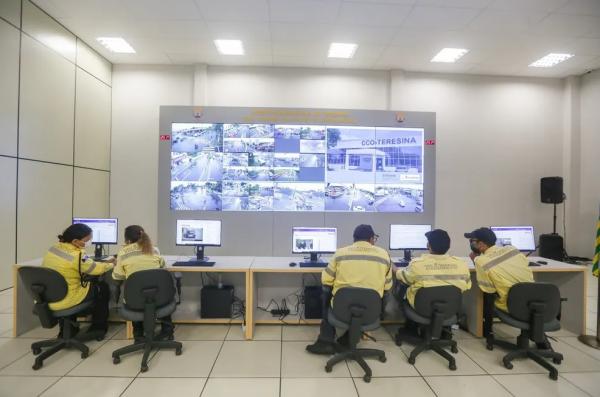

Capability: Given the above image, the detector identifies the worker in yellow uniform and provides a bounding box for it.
[395,229,471,338]
[306,224,393,355]
[465,227,534,339]
[112,225,173,341]
[42,223,114,338]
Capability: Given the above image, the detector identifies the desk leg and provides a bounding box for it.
[245,271,255,340]
[13,267,39,337]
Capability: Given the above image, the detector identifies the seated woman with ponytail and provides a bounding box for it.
[42,223,114,338]
[112,225,173,341]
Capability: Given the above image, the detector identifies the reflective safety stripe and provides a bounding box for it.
[478,280,494,289]
[414,274,470,281]
[324,267,335,277]
[482,249,520,271]
[120,250,144,262]
[48,246,74,262]
[82,261,96,274]
[336,255,390,266]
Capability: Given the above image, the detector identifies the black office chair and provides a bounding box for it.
[486,282,564,380]
[19,266,104,370]
[324,287,387,383]
[396,286,462,370]
[111,269,182,372]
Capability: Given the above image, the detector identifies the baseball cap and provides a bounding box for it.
[425,229,451,254]
[353,224,377,241]
[464,227,497,246]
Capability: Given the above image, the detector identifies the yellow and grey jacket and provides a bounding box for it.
[42,242,113,311]
[397,254,471,307]
[474,245,534,311]
[112,243,165,280]
[322,241,393,298]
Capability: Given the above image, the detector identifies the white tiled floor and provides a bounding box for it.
[1,267,600,397]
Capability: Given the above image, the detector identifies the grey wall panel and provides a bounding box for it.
[0,20,20,157]
[76,39,111,86]
[0,157,17,289]
[0,0,21,28]
[19,34,75,164]
[74,69,111,170]
[17,159,73,262]
[73,167,109,218]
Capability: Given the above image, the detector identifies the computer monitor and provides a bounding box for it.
[490,226,536,252]
[72,218,118,259]
[176,219,222,261]
[292,227,337,263]
[389,224,432,262]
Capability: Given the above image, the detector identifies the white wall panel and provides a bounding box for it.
[0,20,20,157]
[0,157,17,289]
[73,167,109,218]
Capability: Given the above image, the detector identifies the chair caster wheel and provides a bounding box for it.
[503,361,513,370]
[379,355,387,363]
[141,365,148,373]
[81,351,89,359]
[486,344,493,351]
[549,372,558,381]
[394,335,403,347]
[96,336,104,341]
[451,345,458,354]
[449,363,457,371]
[363,375,371,383]
[553,358,562,365]
[176,347,182,356]
[113,356,121,364]
[325,365,332,373]
[32,347,42,355]
[408,357,416,365]
[32,362,42,370]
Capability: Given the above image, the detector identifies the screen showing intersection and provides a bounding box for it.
[170,123,424,212]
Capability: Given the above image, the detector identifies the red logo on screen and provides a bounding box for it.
[160,135,171,141]
[425,139,436,145]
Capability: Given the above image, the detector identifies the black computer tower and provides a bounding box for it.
[200,285,234,318]
[304,286,322,319]
[539,233,565,261]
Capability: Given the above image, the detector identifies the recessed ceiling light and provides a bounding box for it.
[529,53,574,68]
[214,39,244,55]
[96,37,135,53]
[328,43,358,59]
[431,48,469,63]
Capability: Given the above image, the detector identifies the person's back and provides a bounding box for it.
[323,240,393,299]
[398,252,471,307]
[474,244,533,311]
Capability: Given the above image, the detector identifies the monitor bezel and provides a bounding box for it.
[291,226,338,254]
[389,224,433,250]
[175,219,223,247]
[72,217,119,245]
[490,225,536,253]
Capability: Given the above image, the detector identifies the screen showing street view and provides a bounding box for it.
[170,123,424,212]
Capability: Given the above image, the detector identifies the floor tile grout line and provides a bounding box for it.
[117,376,137,397]
[555,336,600,363]
[556,373,595,397]
[420,375,441,397]
[197,336,227,396]
[347,360,360,397]
[36,374,63,397]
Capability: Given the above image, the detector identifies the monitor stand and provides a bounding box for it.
[403,249,412,262]
[300,253,328,268]
[176,245,216,267]
[93,244,108,261]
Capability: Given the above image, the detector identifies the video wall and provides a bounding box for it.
[170,123,424,212]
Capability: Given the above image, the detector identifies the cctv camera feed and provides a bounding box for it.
[170,122,424,213]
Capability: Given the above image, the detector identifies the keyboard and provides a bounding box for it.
[173,261,216,267]
[94,256,112,262]
[299,261,328,268]
[528,261,541,267]
[394,260,409,267]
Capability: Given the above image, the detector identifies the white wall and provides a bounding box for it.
[574,70,600,257]
[111,64,586,257]
[0,0,112,289]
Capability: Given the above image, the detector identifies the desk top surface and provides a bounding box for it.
[15,255,586,273]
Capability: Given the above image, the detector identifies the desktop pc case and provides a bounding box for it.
[200,285,234,318]
[304,286,323,319]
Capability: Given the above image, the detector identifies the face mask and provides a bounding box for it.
[470,242,480,254]
[84,240,93,249]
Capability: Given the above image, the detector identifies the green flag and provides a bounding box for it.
[594,215,600,277]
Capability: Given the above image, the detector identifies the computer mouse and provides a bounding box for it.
[289,262,297,267]
[537,260,547,265]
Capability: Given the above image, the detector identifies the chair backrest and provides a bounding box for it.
[413,286,462,319]
[123,269,175,311]
[331,287,382,326]
[506,282,560,323]
[19,266,69,328]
